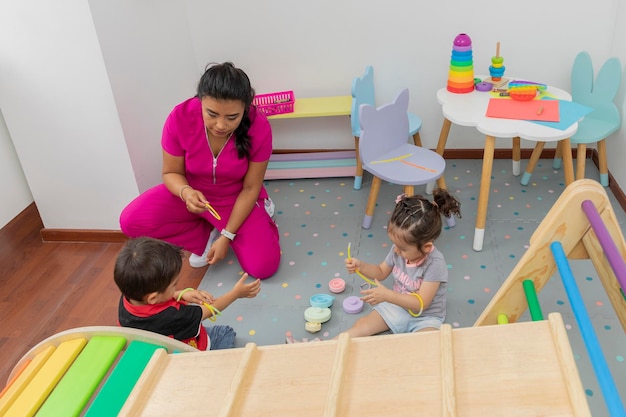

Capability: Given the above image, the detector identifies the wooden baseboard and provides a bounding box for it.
[40,228,127,243]
[23,148,626,243]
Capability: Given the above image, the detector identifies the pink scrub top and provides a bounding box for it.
[161,97,272,204]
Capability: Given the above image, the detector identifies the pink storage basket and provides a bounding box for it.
[253,90,295,116]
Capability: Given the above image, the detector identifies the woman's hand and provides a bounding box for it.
[182,187,211,214]
[207,235,230,265]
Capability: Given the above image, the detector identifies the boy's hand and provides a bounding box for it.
[180,289,215,305]
[233,273,261,299]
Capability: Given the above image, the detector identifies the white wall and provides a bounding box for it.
[0,108,32,227]
[0,0,139,229]
[0,0,624,230]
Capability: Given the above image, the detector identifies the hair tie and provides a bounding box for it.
[395,193,407,204]
[431,201,439,208]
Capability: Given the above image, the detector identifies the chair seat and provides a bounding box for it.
[363,144,444,186]
[571,117,620,144]
[408,112,423,135]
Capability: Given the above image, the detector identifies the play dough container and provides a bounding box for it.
[309,294,335,308]
[343,296,364,314]
[328,278,346,293]
[305,321,322,333]
[304,307,332,324]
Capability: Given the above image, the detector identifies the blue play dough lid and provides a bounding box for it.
[309,293,335,308]
[304,307,332,323]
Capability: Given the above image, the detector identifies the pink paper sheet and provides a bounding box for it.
[486,98,560,122]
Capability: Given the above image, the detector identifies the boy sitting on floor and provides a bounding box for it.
[113,236,261,350]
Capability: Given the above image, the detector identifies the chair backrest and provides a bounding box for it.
[571,51,622,123]
[351,66,376,137]
[358,88,410,164]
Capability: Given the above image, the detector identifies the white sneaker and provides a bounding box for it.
[189,228,220,268]
[265,198,275,218]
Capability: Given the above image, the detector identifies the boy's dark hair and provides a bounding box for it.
[113,237,183,302]
[196,61,255,159]
[388,189,461,253]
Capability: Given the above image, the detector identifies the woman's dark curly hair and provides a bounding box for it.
[196,62,255,159]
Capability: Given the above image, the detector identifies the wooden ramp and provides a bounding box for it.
[474,179,626,331]
[117,314,589,417]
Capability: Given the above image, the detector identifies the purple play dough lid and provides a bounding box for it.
[343,296,364,314]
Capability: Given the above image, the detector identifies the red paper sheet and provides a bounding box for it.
[486,98,560,122]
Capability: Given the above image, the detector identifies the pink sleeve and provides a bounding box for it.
[161,110,184,157]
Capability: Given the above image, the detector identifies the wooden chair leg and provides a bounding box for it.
[521,141,545,185]
[597,139,609,186]
[363,176,382,229]
[576,144,587,180]
[354,136,363,189]
[403,185,414,196]
[412,132,422,147]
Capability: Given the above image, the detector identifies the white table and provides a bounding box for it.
[435,82,578,251]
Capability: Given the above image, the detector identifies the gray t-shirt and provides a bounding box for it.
[383,246,448,318]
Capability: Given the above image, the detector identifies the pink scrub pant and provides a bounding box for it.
[119,184,280,279]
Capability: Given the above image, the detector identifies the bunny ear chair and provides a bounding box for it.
[553,51,623,186]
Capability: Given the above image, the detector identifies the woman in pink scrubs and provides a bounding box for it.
[120,62,280,279]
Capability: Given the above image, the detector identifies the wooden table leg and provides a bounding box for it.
[559,138,575,186]
[512,136,521,176]
[474,135,496,251]
[435,118,451,190]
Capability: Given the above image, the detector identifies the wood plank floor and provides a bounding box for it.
[0,203,206,386]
